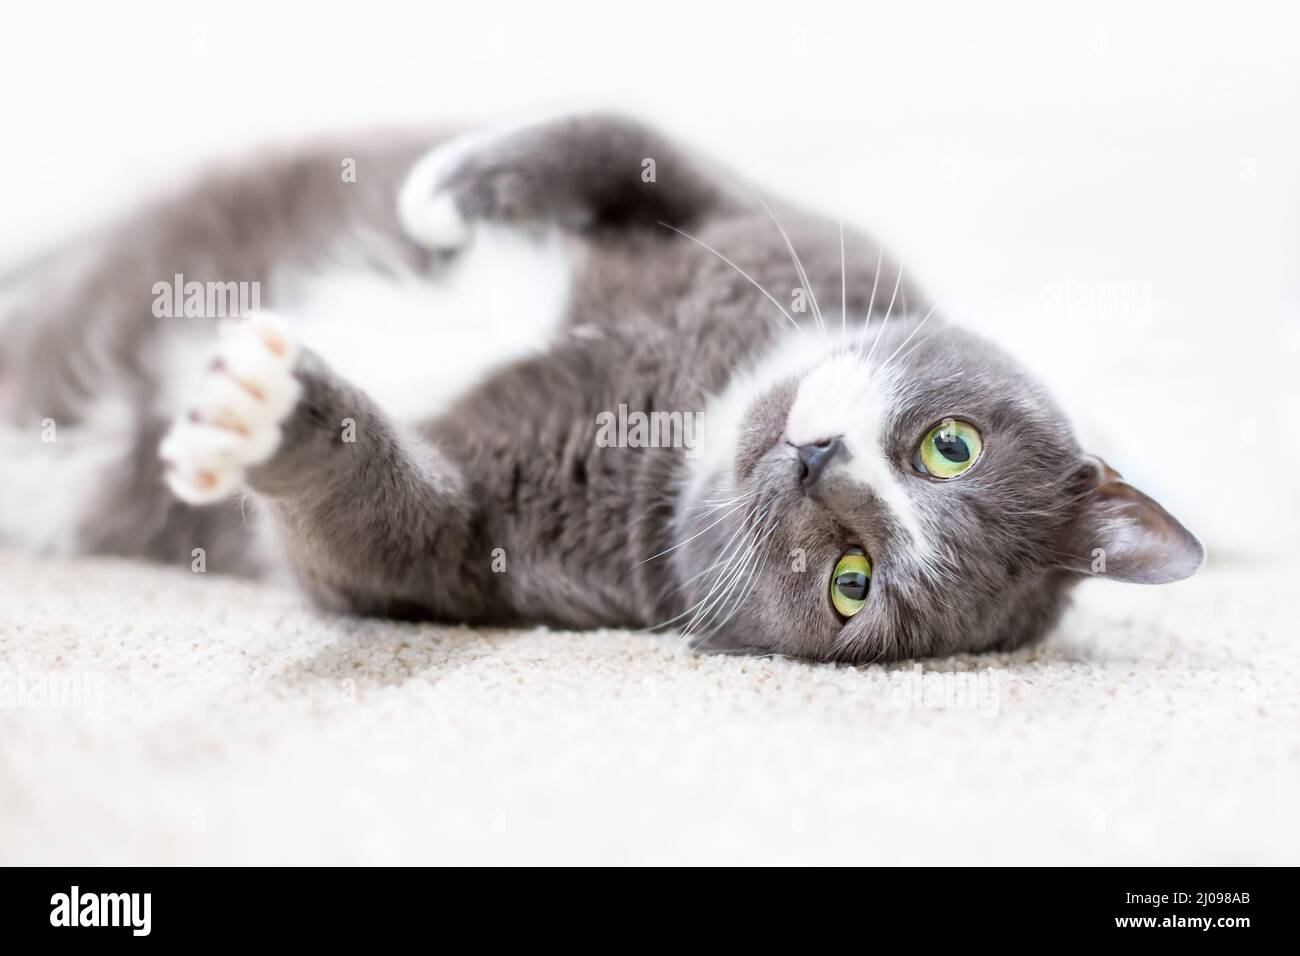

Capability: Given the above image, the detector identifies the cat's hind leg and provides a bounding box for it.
[398,114,742,251]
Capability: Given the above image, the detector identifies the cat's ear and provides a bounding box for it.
[1054,455,1205,584]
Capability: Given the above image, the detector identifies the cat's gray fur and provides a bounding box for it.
[0,115,1203,662]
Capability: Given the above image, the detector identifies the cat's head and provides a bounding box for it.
[675,316,1203,662]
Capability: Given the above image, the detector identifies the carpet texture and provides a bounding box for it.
[2,542,1295,865]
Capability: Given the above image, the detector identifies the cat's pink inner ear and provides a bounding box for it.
[1055,456,1206,585]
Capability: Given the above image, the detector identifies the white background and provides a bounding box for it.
[2,0,1297,555]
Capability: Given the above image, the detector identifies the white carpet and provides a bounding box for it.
[2,542,1295,865]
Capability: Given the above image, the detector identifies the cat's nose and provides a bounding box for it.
[794,437,844,488]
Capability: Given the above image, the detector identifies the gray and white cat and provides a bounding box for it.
[0,114,1203,662]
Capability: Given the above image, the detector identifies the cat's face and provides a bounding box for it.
[678,317,1203,662]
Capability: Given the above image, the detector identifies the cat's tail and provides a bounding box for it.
[0,250,51,419]
[0,240,73,415]
[0,269,22,416]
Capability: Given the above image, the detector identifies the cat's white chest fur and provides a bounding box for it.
[272,224,572,424]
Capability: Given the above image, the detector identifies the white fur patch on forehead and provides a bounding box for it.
[684,327,838,504]
[786,352,932,556]
[783,350,895,447]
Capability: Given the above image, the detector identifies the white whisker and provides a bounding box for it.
[652,502,765,627]
[684,490,757,514]
[753,191,824,335]
[704,512,784,638]
[877,303,939,370]
[839,221,847,348]
[677,505,770,640]
[862,261,903,369]
[657,222,802,333]
[636,497,752,567]
[854,246,884,364]
[884,325,942,373]
[690,513,773,637]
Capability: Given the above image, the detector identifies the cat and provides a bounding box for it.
[0,114,1204,662]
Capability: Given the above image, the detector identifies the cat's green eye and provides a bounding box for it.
[830,549,872,618]
[915,419,983,479]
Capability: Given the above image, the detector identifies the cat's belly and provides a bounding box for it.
[156,224,575,427]
[280,225,574,424]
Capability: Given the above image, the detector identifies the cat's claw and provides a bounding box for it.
[160,312,301,504]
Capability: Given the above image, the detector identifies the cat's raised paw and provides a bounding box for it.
[160,312,301,504]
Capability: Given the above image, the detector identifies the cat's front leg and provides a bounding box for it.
[160,314,478,616]
[398,114,740,250]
